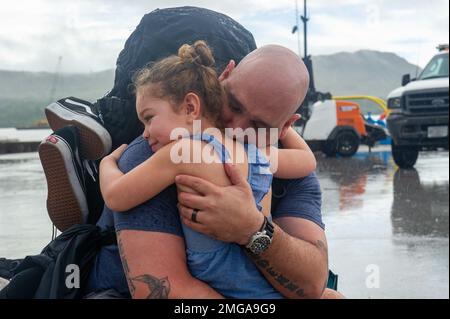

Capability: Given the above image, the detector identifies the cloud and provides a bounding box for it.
[0,0,448,72]
[242,0,449,66]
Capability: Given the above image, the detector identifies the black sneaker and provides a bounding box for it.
[38,126,89,231]
[45,97,112,160]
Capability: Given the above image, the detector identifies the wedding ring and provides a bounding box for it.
[192,209,199,223]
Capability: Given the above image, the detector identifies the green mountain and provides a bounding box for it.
[0,50,421,128]
[312,49,421,99]
[0,69,114,128]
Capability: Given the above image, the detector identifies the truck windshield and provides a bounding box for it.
[419,54,449,80]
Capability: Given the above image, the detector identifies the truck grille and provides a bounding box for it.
[405,90,449,114]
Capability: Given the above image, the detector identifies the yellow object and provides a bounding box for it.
[333,95,390,118]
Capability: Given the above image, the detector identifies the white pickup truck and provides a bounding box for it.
[386,45,449,168]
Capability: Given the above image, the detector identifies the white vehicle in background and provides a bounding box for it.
[386,44,449,168]
[300,98,387,157]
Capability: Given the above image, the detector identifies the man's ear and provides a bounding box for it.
[183,93,202,124]
[279,114,301,139]
[218,60,236,82]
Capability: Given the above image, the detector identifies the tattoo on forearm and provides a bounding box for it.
[131,275,171,299]
[251,254,305,297]
[117,232,136,295]
[116,231,171,299]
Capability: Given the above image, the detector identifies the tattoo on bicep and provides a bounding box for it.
[117,232,136,295]
[251,254,305,297]
[131,275,171,299]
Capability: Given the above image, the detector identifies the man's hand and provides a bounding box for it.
[176,163,264,246]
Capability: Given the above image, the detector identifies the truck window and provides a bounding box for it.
[351,99,384,116]
[419,54,449,80]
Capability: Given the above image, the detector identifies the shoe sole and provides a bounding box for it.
[39,138,89,231]
[45,102,112,160]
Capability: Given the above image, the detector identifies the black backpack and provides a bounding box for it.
[96,6,257,149]
[109,6,256,101]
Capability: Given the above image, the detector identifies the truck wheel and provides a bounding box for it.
[391,142,419,169]
[336,131,360,157]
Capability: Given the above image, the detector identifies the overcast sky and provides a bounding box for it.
[0,0,448,73]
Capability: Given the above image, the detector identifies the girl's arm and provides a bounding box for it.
[100,142,180,212]
[266,127,317,179]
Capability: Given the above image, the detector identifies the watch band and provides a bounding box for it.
[261,216,274,238]
[244,216,275,255]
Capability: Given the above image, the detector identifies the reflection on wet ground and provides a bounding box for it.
[0,153,53,261]
[0,147,448,298]
[318,146,449,299]
[392,169,449,238]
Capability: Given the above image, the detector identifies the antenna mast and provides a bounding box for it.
[295,0,301,56]
[301,0,309,58]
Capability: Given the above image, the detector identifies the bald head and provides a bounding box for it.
[232,45,309,118]
[220,45,310,143]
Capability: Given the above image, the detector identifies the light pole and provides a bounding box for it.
[301,0,309,58]
[294,0,301,56]
[293,0,309,58]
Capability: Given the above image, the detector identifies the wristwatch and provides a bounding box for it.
[245,216,274,255]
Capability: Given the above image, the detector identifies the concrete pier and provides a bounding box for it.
[0,141,40,154]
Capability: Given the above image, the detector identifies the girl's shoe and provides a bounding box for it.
[38,126,89,231]
[45,97,112,160]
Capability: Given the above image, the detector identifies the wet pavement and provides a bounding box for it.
[319,146,449,299]
[0,146,448,299]
[0,153,52,259]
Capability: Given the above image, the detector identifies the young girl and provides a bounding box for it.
[100,41,317,299]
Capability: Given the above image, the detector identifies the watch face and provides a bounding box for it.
[250,235,272,255]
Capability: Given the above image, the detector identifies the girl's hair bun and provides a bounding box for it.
[178,40,215,67]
